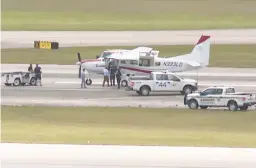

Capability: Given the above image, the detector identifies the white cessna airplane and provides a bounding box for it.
[76,35,211,86]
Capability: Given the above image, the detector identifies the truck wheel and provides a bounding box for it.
[121,80,128,87]
[182,85,193,95]
[140,86,150,96]
[13,78,21,86]
[227,101,238,111]
[188,99,198,109]
[240,106,248,111]
[4,83,11,86]
[200,106,208,109]
[30,77,36,85]
[86,79,92,85]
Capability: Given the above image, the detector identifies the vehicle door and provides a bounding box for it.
[167,74,182,91]
[212,89,226,106]
[154,74,170,91]
[199,88,218,106]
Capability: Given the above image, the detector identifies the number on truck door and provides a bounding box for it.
[159,82,167,87]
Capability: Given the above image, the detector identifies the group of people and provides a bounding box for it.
[80,65,122,89]
[102,66,122,89]
[28,64,42,86]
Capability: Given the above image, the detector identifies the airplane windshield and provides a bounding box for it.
[102,52,113,58]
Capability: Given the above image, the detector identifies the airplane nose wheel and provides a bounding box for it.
[86,79,92,85]
[121,80,128,87]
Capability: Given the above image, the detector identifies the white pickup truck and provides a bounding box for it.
[185,86,256,111]
[126,72,198,96]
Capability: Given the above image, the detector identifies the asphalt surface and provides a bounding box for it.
[1,76,256,110]
[2,29,256,48]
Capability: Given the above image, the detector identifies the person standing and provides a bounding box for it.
[28,64,33,72]
[34,64,42,86]
[116,68,122,89]
[81,69,87,88]
[102,67,109,87]
[110,66,116,86]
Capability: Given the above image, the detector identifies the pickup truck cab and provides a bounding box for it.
[126,71,198,96]
[185,86,256,111]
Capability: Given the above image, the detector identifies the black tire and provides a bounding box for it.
[30,77,36,85]
[121,80,128,87]
[140,86,150,96]
[21,83,26,86]
[188,99,199,109]
[227,101,238,111]
[13,78,21,86]
[240,106,248,111]
[86,79,92,85]
[200,106,208,109]
[182,85,193,95]
[4,83,11,86]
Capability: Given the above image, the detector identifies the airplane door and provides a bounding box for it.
[154,74,170,91]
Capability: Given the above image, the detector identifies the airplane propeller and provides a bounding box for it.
[77,53,81,78]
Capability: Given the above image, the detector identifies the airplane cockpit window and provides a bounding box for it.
[120,60,127,64]
[102,52,113,59]
[155,62,160,66]
[130,60,138,65]
[156,74,168,80]
[139,59,150,67]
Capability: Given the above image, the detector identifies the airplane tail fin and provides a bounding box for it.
[190,35,211,67]
[170,35,211,67]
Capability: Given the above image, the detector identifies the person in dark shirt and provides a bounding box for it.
[34,64,42,86]
[110,66,117,86]
[116,68,122,89]
[28,64,33,72]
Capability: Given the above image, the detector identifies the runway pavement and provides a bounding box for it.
[1,75,256,110]
[2,29,256,48]
[2,143,256,168]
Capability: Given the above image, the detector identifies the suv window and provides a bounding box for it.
[156,74,168,80]
[201,88,223,95]
[226,88,235,93]
[201,89,216,95]
[168,74,180,82]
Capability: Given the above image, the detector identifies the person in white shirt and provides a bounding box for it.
[102,67,110,87]
[81,69,87,88]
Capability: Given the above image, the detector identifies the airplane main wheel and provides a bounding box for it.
[86,79,92,85]
[121,80,128,87]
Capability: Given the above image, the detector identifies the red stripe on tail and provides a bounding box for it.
[196,35,210,45]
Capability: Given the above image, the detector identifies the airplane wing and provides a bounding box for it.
[131,47,153,53]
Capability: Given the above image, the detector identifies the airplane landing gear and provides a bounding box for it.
[121,80,128,87]
[86,79,92,85]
